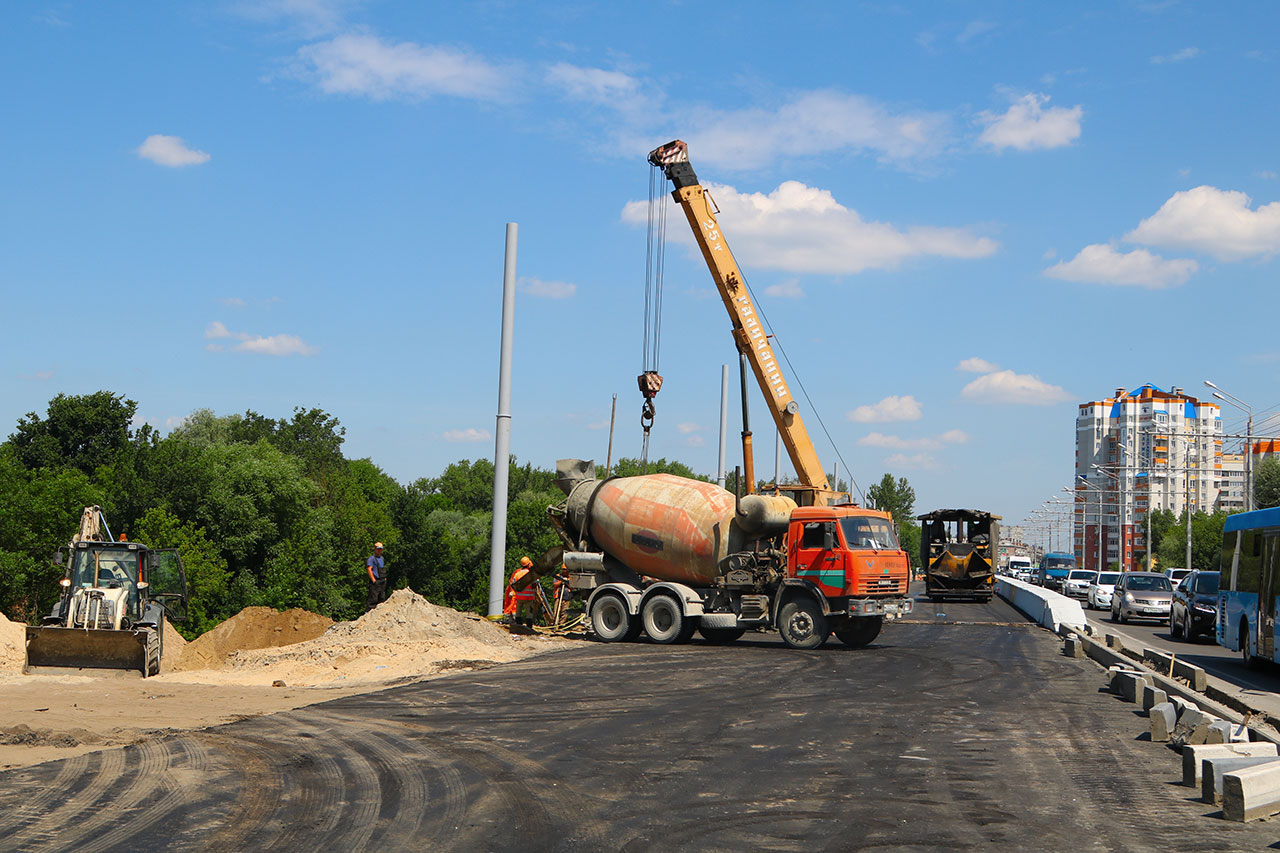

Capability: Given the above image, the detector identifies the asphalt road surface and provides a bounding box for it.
[2,603,1279,851]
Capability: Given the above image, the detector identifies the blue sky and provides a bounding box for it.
[3,1,1279,537]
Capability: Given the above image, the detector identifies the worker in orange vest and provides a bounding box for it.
[506,556,537,626]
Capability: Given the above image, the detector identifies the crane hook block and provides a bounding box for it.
[637,371,663,400]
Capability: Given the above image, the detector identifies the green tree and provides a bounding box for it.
[610,457,707,480]
[9,391,140,474]
[866,473,916,528]
[1256,456,1280,509]
[133,507,230,636]
[1156,510,1228,570]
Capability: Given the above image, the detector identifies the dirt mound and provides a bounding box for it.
[0,611,25,674]
[174,607,333,672]
[171,589,541,687]
[159,619,188,675]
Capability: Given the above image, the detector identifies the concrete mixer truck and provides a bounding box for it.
[548,460,912,649]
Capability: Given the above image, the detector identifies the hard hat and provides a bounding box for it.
[520,556,533,568]
[374,542,384,549]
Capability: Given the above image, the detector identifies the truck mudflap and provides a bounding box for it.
[25,625,155,675]
[845,599,913,620]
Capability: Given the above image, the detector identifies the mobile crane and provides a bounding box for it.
[540,141,912,649]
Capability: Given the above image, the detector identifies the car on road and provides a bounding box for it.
[1163,568,1192,586]
[1170,570,1220,642]
[1063,569,1097,599]
[1087,571,1121,610]
[1111,572,1173,624]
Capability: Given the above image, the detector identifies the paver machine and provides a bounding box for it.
[917,509,1001,602]
[25,506,189,677]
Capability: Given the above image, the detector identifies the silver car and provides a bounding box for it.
[1110,572,1173,624]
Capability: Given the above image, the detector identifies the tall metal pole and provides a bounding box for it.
[1185,433,1193,570]
[716,365,728,488]
[1246,413,1254,512]
[605,394,617,478]
[487,223,517,618]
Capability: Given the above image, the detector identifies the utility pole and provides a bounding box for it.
[487,223,517,618]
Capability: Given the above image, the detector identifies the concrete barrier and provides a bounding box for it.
[1150,702,1177,741]
[1183,743,1278,788]
[1223,763,1280,821]
[1063,636,1084,658]
[1203,756,1280,804]
[1142,684,1168,713]
[1175,659,1209,692]
[1208,720,1250,744]
[1173,708,1223,746]
[996,577,1087,632]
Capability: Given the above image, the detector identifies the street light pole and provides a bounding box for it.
[1206,380,1253,513]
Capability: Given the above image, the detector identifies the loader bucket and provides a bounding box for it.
[24,626,150,675]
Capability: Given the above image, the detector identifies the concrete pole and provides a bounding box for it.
[717,365,728,488]
[487,223,517,618]
[1246,413,1254,512]
[1185,435,1193,570]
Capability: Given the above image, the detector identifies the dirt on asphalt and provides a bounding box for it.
[0,590,565,770]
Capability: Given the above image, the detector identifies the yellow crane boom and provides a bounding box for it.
[648,140,840,506]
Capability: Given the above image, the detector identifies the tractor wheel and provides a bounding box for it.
[143,628,162,677]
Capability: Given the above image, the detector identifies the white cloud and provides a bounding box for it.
[847,395,923,423]
[518,277,577,299]
[1126,186,1280,261]
[204,321,317,356]
[884,452,938,471]
[960,370,1072,405]
[686,435,705,448]
[1151,47,1201,64]
[939,429,969,444]
[957,357,999,373]
[295,34,509,101]
[764,279,805,299]
[957,20,997,44]
[623,181,996,275]
[859,429,968,451]
[977,93,1082,152]
[546,63,648,113]
[136,134,211,167]
[676,422,702,434]
[233,0,356,37]
[1258,171,1278,180]
[1044,243,1197,288]
[679,90,951,170]
[220,297,247,308]
[443,427,491,443]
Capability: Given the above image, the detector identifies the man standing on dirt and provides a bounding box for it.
[507,556,537,626]
[365,542,386,612]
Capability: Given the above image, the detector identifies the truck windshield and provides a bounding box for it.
[840,517,899,550]
[71,548,140,590]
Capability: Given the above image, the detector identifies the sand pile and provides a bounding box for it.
[0,611,25,674]
[168,589,539,687]
[174,607,333,672]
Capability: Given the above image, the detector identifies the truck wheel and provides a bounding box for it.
[590,593,638,642]
[698,625,745,645]
[778,597,829,650]
[642,594,694,644]
[833,616,882,649]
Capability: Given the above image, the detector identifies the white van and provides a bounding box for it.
[1007,556,1034,581]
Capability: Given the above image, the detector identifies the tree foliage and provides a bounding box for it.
[1256,456,1280,510]
[1155,509,1227,571]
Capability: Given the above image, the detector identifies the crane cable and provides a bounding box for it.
[639,162,668,471]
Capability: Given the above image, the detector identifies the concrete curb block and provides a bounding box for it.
[1142,648,1209,692]
[1150,702,1177,742]
[1182,742,1279,788]
[1224,763,1280,821]
[1173,708,1223,747]
[1203,756,1280,804]
[1142,684,1168,713]
[1063,636,1084,658]
[1209,720,1250,744]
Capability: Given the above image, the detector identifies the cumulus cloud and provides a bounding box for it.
[517,277,577,299]
[1151,47,1201,64]
[960,370,1072,405]
[136,135,211,167]
[847,395,923,423]
[686,435,705,447]
[884,452,938,471]
[677,423,702,434]
[978,93,1082,152]
[957,357,999,373]
[443,427,491,443]
[623,181,996,275]
[204,321,317,356]
[679,90,951,170]
[858,430,968,451]
[1044,243,1198,288]
[1126,186,1280,261]
[295,34,509,101]
[220,297,247,308]
[546,63,650,114]
[232,0,356,36]
[764,279,805,299]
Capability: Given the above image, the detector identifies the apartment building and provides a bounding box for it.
[1074,384,1222,571]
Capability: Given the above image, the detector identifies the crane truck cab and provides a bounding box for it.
[26,539,189,676]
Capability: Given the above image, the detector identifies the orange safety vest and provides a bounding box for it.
[509,568,537,603]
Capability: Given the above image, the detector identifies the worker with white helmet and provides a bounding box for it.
[364,541,387,613]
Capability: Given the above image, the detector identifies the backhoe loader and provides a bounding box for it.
[25,506,189,677]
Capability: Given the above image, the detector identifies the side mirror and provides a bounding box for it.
[823,525,835,551]
[53,550,64,566]
[137,581,150,590]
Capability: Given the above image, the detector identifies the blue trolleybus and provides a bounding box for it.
[1218,506,1280,665]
